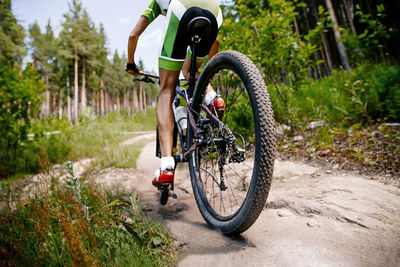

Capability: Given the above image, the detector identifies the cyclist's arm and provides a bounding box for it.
[128,16,149,65]
[127,0,162,73]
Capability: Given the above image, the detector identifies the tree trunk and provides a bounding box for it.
[74,51,79,120]
[105,91,108,114]
[127,89,130,115]
[94,91,98,115]
[81,59,87,111]
[44,74,51,117]
[325,0,351,70]
[123,89,126,110]
[133,86,138,113]
[52,91,57,115]
[58,88,63,120]
[322,32,335,72]
[67,86,72,122]
[117,97,121,113]
[143,88,147,111]
[32,54,37,70]
[105,91,110,113]
[343,0,357,35]
[311,0,334,73]
[100,79,105,116]
[139,82,143,112]
[302,3,322,78]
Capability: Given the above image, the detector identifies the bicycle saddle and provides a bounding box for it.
[172,7,217,57]
[184,7,217,45]
[187,16,212,44]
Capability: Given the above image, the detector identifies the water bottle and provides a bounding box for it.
[173,106,188,136]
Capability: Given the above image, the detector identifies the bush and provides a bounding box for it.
[269,63,400,127]
[0,64,43,178]
[0,161,175,265]
[1,109,157,179]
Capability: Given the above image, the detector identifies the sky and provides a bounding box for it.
[12,0,166,73]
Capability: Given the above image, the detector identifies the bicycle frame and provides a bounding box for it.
[172,43,211,164]
[135,43,224,168]
[139,43,222,166]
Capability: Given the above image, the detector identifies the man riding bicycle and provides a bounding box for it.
[125,0,225,188]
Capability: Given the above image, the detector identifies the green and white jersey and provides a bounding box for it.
[142,0,222,27]
[142,0,223,71]
[142,0,169,23]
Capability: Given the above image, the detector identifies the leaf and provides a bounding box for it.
[104,199,122,208]
[334,106,349,116]
[297,2,307,8]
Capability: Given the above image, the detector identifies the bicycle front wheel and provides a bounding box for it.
[187,50,276,235]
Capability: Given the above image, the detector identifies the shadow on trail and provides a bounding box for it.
[140,192,256,256]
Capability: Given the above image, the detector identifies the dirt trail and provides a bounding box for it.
[97,134,400,266]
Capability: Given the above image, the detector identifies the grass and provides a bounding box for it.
[95,143,144,169]
[1,109,157,179]
[0,103,176,265]
[0,154,176,266]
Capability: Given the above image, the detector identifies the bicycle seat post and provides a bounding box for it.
[188,43,197,99]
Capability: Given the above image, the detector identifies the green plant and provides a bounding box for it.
[342,4,392,64]
[0,160,176,265]
[343,79,372,125]
[1,109,157,179]
[274,63,400,127]
[0,64,44,178]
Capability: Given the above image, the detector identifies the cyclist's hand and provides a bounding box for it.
[125,62,139,76]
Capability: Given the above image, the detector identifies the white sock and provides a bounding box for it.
[160,156,174,171]
[204,91,217,106]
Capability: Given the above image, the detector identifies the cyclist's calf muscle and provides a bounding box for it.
[182,38,219,82]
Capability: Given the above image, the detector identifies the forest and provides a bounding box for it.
[1,0,400,265]
[1,0,399,177]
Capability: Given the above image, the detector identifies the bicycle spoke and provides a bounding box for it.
[223,165,239,209]
[188,50,276,234]
[193,56,262,218]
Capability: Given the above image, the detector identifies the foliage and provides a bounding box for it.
[0,160,176,265]
[28,20,57,76]
[221,0,328,86]
[224,90,255,140]
[1,110,157,179]
[272,63,400,127]
[341,4,392,64]
[0,64,44,177]
[219,0,328,125]
[0,0,26,65]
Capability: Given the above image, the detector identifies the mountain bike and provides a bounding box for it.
[135,19,276,236]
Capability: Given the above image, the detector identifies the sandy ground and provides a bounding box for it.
[75,134,400,266]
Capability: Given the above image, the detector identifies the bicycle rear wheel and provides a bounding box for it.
[187,50,276,235]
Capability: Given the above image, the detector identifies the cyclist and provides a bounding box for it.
[125,0,225,189]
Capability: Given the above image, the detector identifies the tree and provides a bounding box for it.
[325,0,351,70]
[0,64,44,177]
[28,20,57,117]
[87,23,108,115]
[78,10,98,111]
[59,0,86,120]
[0,0,26,67]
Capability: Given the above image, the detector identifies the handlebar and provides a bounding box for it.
[133,71,159,84]
[133,71,187,86]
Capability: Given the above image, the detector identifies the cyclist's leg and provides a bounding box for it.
[157,68,180,158]
[181,39,224,117]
